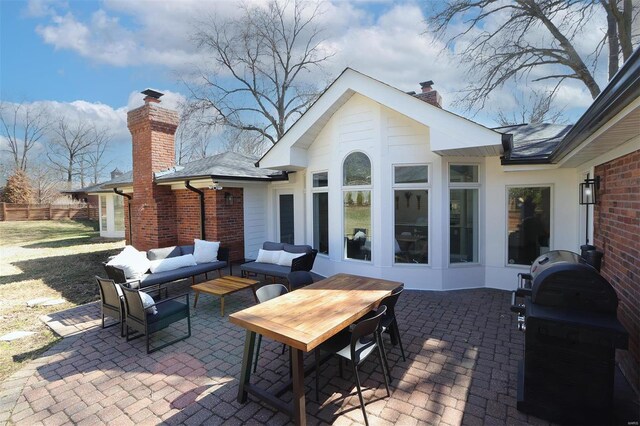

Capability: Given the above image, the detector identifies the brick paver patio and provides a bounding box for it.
[0,278,635,425]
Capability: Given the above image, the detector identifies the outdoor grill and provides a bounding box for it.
[511,250,628,424]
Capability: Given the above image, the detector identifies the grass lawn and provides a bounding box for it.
[0,220,124,381]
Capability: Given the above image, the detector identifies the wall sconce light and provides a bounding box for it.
[224,192,233,206]
[579,176,600,205]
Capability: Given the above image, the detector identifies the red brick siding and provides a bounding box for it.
[593,149,640,393]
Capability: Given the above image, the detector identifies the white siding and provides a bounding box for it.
[242,184,268,259]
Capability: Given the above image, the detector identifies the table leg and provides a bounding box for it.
[193,291,199,308]
[238,330,256,404]
[220,297,225,317]
[291,348,306,426]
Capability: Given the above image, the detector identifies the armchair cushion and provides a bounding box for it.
[256,249,283,264]
[283,243,312,254]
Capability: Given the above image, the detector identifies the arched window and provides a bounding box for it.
[343,152,372,261]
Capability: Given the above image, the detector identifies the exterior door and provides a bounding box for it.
[279,194,295,244]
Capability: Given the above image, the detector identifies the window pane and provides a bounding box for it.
[313,192,329,255]
[507,187,551,265]
[344,190,371,261]
[450,165,478,183]
[279,194,294,244]
[312,172,328,188]
[343,152,371,186]
[395,190,428,264]
[113,196,124,232]
[450,189,478,263]
[395,166,428,184]
[100,196,107,231]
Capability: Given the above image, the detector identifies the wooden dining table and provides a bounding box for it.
[229,273,403,425]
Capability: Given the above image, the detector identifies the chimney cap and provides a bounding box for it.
[141,88,164,99]
[419,80,434,88]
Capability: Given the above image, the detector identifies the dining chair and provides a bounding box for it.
[377,286,406,383]
[95,276,125,337]
[120,286,191,354]
[253,284,289,373]
[287,271,314,290]
[314,306,390,426]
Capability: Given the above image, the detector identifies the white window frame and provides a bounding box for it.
[342,151,373,263]
[448,163,481,266]
[504,184,554,268]
[392,163,431,266]
[311,170,329,257]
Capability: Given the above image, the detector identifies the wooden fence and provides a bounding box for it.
[0,203,98,222]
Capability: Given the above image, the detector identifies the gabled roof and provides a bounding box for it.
[258,68,505,170]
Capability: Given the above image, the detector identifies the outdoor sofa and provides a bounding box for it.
[104,243,229,295]
[240,241,317,282]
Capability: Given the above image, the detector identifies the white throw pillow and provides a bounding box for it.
[256,249,283,265]
[193,239,220,264]
[139,291,157,315]
[149,254,197,273]
[107,246,151,279]
[277,251,305,267]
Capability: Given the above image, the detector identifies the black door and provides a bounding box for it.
[279,194,294,244]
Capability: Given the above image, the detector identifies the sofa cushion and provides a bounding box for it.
[283,243,312,254]
[138,261,227,287]
[241,262,290,278]
[107,246,150,279]
[148,246,181,261]
[277,251,305,267]
[139,291,158,315]
[194,239,220,263]
[179,245,194,255]
[149,254,197,274]
[256,249,283,264]
[263,241,285,251]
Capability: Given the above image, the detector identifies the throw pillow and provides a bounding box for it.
[149,254,197,274]
[256,249,283,264]
[193,239,220,264]
[106,246,151,279]
[139,291,158,315]
[277,251,305,267]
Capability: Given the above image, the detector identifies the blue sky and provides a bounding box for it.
[0,0,608,183]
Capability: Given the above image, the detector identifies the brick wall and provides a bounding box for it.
[175,187,245,262]
[593,149,640,393]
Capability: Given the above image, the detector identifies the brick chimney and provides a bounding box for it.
[127,90,179,250]
[413,80,443,108]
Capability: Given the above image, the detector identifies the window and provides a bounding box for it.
[100,195,108,231]
[449,165,479,263]
[507,187,551,265]
[394,165,428,264]
[312,172,329,255]
[113,195,124,232]
[343,152,371,261]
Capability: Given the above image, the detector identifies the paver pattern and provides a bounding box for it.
[1,280,552,425]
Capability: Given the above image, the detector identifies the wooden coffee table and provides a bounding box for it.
[191,276,260,316]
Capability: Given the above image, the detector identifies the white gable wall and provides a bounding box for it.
[264,93,582,290]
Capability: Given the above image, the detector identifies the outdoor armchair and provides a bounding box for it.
[287,271,314,290]
[120,286,191,354]
[252,284,289,373]
[95,276,125,337]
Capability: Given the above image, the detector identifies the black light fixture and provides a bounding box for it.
[579,176,600,205]
[224,192,233,206]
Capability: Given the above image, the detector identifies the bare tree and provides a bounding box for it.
[496,84,568,125]
[28,162,62,204]
[428,0,639,112]
[47,117,95,188]
[186,0,332,146]
[220,127,270,158]
[83,127,111,184]
[0,102,50,172]
[176,108,220,163]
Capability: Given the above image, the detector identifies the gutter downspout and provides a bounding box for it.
[185,180,206,240]
[113,188,133,243]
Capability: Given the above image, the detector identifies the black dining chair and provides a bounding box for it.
[95,276,125,337]
[287,271,314,290]
[253,284,289,373]
[120,286,191,354]
[314,306,390,426]
[376,286,406,383]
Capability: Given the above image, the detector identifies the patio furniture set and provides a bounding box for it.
[96,241,405,425]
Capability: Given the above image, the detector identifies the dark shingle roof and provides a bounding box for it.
[495,123,573,160]
[67,171,133,193]
[154,152,286,182]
